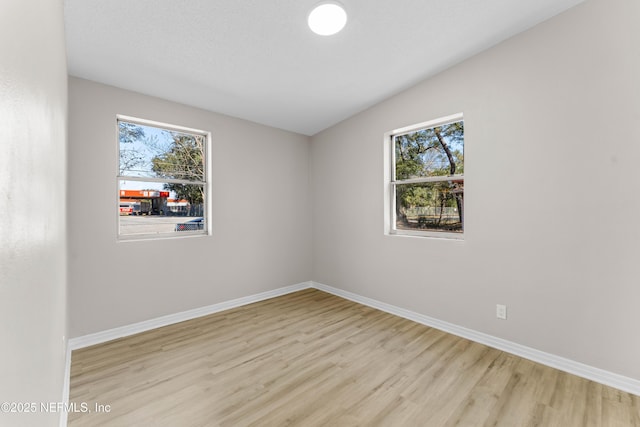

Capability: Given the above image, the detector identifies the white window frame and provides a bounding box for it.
[116,115,212,241]
[384,113,464,240]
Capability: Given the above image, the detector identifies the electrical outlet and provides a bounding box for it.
[496,304,507,320]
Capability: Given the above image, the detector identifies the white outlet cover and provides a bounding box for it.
[496,304,507,319]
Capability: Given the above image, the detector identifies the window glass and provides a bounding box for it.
[117,117,209,239]
[389,115,464,237]
[394,122,463,180]
[395,181,463,233]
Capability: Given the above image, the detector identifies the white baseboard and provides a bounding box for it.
[310,281,640,397]
[68,281,311,350]
[64,280,640,398]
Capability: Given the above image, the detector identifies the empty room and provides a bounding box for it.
[1,0,639,426]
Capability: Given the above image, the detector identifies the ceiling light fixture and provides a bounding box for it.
[308,2,347,36]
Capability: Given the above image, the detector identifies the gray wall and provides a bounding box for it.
[311,0,640,381]
[0,0,68,425]
[68,78,312,337]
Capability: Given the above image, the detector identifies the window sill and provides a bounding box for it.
[386,230,464,240]
[117,231,209,242]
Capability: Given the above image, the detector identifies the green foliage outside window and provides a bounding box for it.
[394,121,464,232]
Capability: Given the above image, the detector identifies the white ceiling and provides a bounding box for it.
[64,0,584,136]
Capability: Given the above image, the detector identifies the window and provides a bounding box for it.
[385,113,464,238]
[117,115,210,239]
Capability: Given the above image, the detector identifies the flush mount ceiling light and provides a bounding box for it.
[308,2,347,36]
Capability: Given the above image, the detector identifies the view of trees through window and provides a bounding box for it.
[117,118,208,238]
[393,119,464,234]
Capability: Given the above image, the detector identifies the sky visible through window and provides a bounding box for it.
[117,119,207,237]
[119,123,180,195]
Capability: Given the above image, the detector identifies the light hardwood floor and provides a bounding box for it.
[68,289,640,426]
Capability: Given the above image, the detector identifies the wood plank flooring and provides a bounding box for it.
[68,289,640,426]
